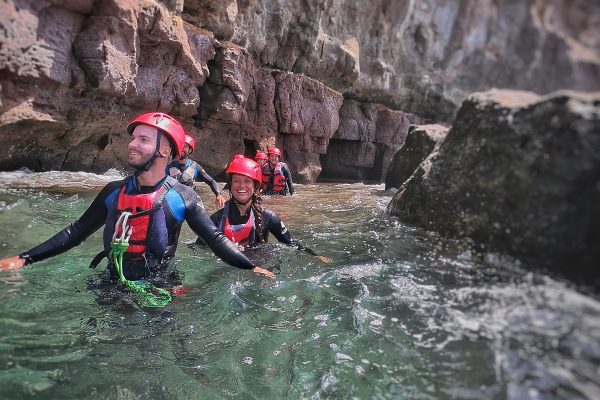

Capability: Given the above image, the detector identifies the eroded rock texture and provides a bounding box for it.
[1,0,598,182]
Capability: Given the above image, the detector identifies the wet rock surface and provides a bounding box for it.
[388,89,600,287]
[2,0,598,182]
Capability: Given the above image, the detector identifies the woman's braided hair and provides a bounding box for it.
[251,182,266,243]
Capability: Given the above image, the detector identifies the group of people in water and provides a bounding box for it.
[0,112,325,297]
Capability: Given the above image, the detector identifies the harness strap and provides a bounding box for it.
[89,178,173,269]
[89,250,108,269]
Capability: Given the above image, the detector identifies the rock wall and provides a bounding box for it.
[387,89,600,287]
[1,0,599,182]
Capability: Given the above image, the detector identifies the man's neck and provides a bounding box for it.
[177,156,189,165]
[136,166,167,187]
[269,161,277,168]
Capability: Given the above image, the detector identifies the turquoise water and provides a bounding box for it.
[0,173,599,399]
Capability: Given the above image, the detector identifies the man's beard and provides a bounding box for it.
[128,153,153,170]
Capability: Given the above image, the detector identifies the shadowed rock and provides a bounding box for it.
[388,89,600,288]
[1,0,599,183]
[385,124,448,190]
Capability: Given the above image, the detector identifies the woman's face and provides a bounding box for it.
[230,174,255,203]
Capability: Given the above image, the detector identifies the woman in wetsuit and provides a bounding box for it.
[210,155,329,262]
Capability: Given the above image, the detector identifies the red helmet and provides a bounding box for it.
[255,151,268,161]
[127,112,186,158]
[184,135,196,153]
[226,154,262,183]
[268,147,281,157]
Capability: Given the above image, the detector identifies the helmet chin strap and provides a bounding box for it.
[232,197,253,207]
[134,132,167,175]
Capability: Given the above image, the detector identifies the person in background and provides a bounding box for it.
[0,113,273,283]
[211,154,329,263]
[262,147,294,196]
[168,134,226,208]
[255,150,268,167]
[255,150,269,192]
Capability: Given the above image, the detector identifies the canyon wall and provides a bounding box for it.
[1,0,598,181]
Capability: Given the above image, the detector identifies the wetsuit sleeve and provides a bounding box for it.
[264,209,318,256]
[264,209,292,244]
[210,209,222,227]
[196,165,221,196]
[19,180,121,265]
[185,198,256,269]
[283,163,294,195]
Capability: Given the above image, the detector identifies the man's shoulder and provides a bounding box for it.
[165,178,203,213]
[168,178,196,196]
[189,159,204,170]
[103,176,129,191]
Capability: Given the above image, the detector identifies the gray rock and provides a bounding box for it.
[384,124,448,190]
[388,89,600,287]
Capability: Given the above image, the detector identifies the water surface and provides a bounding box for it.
[0,171,598,399]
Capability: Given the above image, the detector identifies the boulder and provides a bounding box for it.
[385,124,448,190]
[388,89,600,287]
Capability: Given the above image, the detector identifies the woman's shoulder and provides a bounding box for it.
[210,206,225,221]
[261,207,280,221]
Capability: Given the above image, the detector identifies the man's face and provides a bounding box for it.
[128,125,170,169]
[180,143,192,159]
[269,154,279,164]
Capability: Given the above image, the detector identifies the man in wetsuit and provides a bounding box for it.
[0,112,273,279]
[168,134,226,208]
[262,147,294,196]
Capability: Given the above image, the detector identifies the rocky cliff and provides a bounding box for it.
[1,0,598,181]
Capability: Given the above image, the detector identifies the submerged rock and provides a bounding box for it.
[388,89,600,288]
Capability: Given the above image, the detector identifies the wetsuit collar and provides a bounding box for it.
[131,175,169,194]
[232,198,252,215]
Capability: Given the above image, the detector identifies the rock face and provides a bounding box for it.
[321,101,422,181]
[205,0,600,119]
[388,89,600,287]
[1,0,599,182]
[384,124,448,190]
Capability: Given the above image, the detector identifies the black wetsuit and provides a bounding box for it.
[20,176,255,281]
[209,201,317,255]
[168,159,221,196]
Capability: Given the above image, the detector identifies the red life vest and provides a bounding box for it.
[261,168,269,191]
[220,203,256,246]
[115,183,169,254]
[262,162,286,192]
